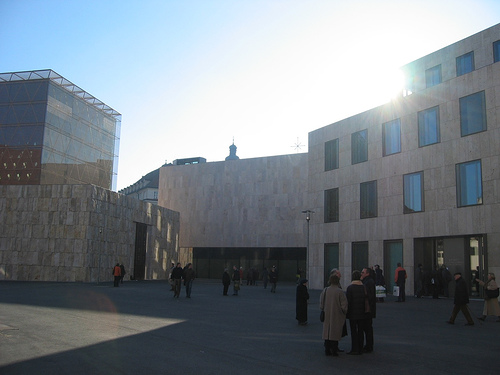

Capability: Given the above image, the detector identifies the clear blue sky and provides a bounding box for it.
[1,0,499,191]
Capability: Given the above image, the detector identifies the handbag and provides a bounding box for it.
[320,288,326,322]
[393,285,400,297]
[486,288,499,299]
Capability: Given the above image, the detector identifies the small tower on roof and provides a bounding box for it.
[225,138,240,161]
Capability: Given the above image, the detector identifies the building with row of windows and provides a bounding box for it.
[307,23,500,293]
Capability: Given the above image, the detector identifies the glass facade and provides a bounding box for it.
[0,70,121,189]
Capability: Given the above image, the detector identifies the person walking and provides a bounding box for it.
[476,272,500,322]
[184,263,195,298]
[222,268,231,296]
[296,279,309,325]
[269,266,278,293]
[394,263,407,302]
[320,274,348,356]
[346,270,366,355]
[113,263,121,287]
[447,272,474,325]
[119,264,126,284]
[361,267,376,353]
[232,266,240,296]
[374,264,385,302]
[171,262,184,298]
[262,267,269,289]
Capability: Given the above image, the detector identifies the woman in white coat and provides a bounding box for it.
[476,272,500,322]
[320,274,348,356]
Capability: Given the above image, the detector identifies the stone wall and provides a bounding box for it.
[0,184,180,282]
[158,153,308,249]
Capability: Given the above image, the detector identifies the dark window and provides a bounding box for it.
[352,242,368,273]
[325,138,339,171]
[404,172,424,213]
[418,106,440,147]
[425,65,442,88]
[360,180,377,219]
[456,160,482,207]
[324,188,339,223]
[493,40,500,63]
[383,119,401,156]
[456,52,475,76]
[460,91,486,136]
[351,129,368,165]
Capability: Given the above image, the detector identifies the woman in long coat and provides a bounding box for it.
[296,279,309,325]
[476,272,500,322]
[320,274,348,356]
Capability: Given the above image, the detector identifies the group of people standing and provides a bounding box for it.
[112,263,126,287]
[169,262,196,298]
[319,267,376,356]
[222,265,278,295]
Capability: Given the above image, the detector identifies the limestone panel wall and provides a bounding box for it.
[158,154,308,249]
[307,26,500,290]
[0,184,180,282]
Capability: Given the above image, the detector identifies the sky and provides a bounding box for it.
[1,0,499,191]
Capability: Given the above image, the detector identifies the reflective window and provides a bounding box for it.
[324,188,339,223]
[494,40,500,63]
[456,52,475,76]
[418,106,440,147]
[404,172,424,213]
[360,180,377,219]
[325,138,339,171]
[425,65,442,88]
[456,160,482,207]
[383,119,401,156]
[351,129,368,164]
[460,91,486,136]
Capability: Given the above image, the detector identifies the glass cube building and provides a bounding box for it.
[0,70,121,190]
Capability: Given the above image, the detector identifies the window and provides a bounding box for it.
[324,243,339,287]
[352,242,368,274]
[383,119,401,156]
[324,188,339,223]
[418,106,440,147]
[425,65,442,88]
[460,91,486,136]
[494,40,500,63]
[325,138,339,171]
[456,52,475,76]
[456,160,482,207]
[351,129,368,164]
[404,172,424,213]
[360,180,377,219]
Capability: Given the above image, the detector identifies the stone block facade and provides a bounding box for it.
[0,184,180,282]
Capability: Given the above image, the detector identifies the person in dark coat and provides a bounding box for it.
[232,265,240,296]
[394,263,407,302]
[170,263,184,298]
[346,270,366,355]
[222,268,231,296]
[119,264,126,284]
[269,266,278,293]
[361,268,376,353]
[374,265,385,302]
[296,279,309,325]
[447,272,474,325]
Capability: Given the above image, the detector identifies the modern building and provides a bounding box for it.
[0,70,180,282]
[307,23,500,292]
[0,69,121,190]
[158,152,309,281]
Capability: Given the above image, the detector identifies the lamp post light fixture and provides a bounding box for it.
[301,210,315,279]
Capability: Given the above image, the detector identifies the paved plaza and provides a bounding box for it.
[0,279,498,374]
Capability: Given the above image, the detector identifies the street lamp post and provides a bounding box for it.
[301,210,314,280]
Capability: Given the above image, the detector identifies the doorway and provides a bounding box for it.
[133,223,147,280]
